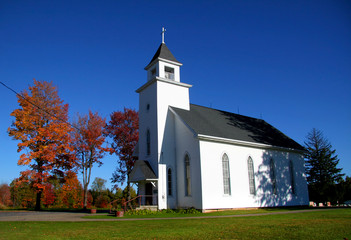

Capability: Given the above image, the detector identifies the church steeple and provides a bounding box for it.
[145,28,182,82]
[134,29,192,210]
[145,43,182,68]
[161,27,166,44]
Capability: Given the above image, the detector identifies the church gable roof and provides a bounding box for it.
[129,160,157,182]
[171,104,304,151]
[146,43,181,68]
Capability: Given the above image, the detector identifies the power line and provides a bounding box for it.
[0,81,119,148]
[1,81,114,147]
[1,81,81,132]
[1,81,117,147]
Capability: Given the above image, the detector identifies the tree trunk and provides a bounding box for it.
[82,161,92,210]
[127,171,132,209]
[35,191,42,211]
[83,184,88,210]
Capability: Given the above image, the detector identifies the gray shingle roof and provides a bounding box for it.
[129,160,157,182]
[146,43,181,67]
[171,104,304,151]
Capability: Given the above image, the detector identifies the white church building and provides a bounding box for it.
[130,33,309,211]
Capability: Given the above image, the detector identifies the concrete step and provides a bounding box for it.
[136,205,158,211]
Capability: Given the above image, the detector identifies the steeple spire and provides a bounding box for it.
[144,28,183,83]
[161,27,166,44]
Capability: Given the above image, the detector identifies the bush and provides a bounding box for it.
[95,195,110,208]
[0,202,8,210]
[125,209,156,216]
[124,208,201,216]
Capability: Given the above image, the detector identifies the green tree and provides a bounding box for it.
[304,128,344,203]
[90,177,110,207]
[91,177,107,193]
[10,177,36,208]
[336,176,351,203]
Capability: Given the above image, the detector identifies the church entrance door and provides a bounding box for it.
[145,182,153,205]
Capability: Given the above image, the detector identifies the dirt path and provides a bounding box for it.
[0,208,334,222]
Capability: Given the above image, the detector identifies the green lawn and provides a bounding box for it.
[83,207,311,219]
[0,209,350,240]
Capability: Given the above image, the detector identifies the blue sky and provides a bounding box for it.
[1,0,350,190]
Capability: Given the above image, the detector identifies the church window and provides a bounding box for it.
[164,66,174,80]
[270,158,277,195]
[184,154,191,196]
[289,160,296,195]
[168,168,172,196]
[222,153,231,195]
[146,129,150,155]
[146,103,150,112]
[247,157,256,195]
[151,68,156,76]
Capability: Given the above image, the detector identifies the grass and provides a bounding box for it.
[84,207,308,219]
[0,209,350,239]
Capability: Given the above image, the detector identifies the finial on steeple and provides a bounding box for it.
[161,27,166,44]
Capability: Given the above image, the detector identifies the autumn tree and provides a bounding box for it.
[10,177,36,208]
[45,173,65,208]
[104,108,138,203]
[61,171,83,208]
[8,80,75,210]
[304,128,344,203]
[72,110,111,209]
[0,184,12,207]
[42,183,55,207]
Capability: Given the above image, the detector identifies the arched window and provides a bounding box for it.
[146,129,150,155]
[184,154,191,196]
[168,168,172,196]
[247,157,256,195]
[289,160,296,195]
[270,158,277,195]
[222,153,231,195]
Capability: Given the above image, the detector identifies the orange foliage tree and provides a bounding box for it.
[72,110,112,209]
[42,183,55,207]
[8,80,75,210]
[0,184,12,207]
[61,171,82,208]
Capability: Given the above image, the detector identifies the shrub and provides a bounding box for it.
[0,202,8,210]
[124,207,201,216]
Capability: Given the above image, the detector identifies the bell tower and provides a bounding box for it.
[144,28,182,83]
[136,28,192,209]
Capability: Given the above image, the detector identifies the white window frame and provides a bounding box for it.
[167,168,172,196]
[222,153,231,195]
[164,66,174,80]
[247,157,256,195]
[184,153,191,196]
[270,158,277,195]
[146,129,150,156]
[289,160,296,195]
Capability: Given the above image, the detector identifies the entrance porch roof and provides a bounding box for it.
[129,160,157,182]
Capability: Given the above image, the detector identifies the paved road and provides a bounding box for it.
[0,211,89,222]
[0,209,334,222]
